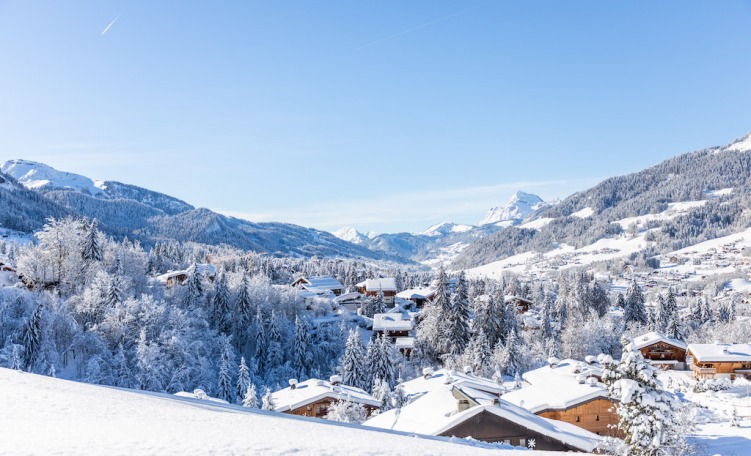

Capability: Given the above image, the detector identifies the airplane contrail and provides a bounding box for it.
[102,14,120,35]
[355,1,493,51]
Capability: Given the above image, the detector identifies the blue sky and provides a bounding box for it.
[1,1,750,233]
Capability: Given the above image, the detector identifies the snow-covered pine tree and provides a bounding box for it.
[242,383,259,408]
[446,271,470,355]
[21,302,44,371]
[261,387,275,411]
[502,330,521,377]
[254,308,267,373]
[372,377,393,412]
[236,356,251,404]
[81,218,103,265]
[655,295,668,333]
[265,310,284,371]
[10,344,22,371]
[292,315,312,379]
[624,281,648,327]
[211,272,232,334]
[465,328,492,377]
[602,338,679,456]
[339,329,367,390]
[216,336,235,403]
[186,263,203,307]
[234,273,253,343]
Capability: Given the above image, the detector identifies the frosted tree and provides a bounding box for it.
[10,344,22,371]
[236,356,251,404]
[261,387,275,411]
[499,330,521,377]
[242,383,259,408]
[339,329,367,390]
[265,310,284,371]
[624,281,648,327]
[372,377,393,412]
[446,271,470,355]
[465,328,492,377]
[324,398,367,424]
[254,308,267,373]
[602,338,679,456]
[22,302,44,371]
[234,273,253,343]
[392,383,408,409]
[700,297,713,323]
[186,263,203,307]
[539,292,554,341]
[211,272,232,335]
[81,218,103,278]
[292,315,312,379]
[216,336,235,403]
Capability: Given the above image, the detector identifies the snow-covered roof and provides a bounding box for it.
[333,291,362,303]
[364,383,599,452]
[401,368,503,398]
[271,378,380,412]
[632,332,688,351]
[297,276,344,291]
[174,389,228,404]
[396,287,436,300]
[360,278,397,292]
[186,263,216,277]
[502,359,610,414]
[372,313,413,332]
[687,343,751,363]
[395,337,415,350]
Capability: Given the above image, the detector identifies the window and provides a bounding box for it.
[596,415,600,421]
[519,438,526,447]
[575,416,580,422]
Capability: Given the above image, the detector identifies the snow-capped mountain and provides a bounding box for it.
[0,160,401,262]
[419,222,474,237]
[332,226,376,245]
[479,191,551,227]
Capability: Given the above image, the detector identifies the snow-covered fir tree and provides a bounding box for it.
[324,398,367,424]
[292,315,312,379]
[261,387,275,411]
[242,383,259,408]
[603,338,679,456]
[236,356,251,404]
[216,336,235,403]
[339,329,367,390]
[624,281,648,327]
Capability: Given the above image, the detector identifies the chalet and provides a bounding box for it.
[365,372,600,452]
[156,263,216,287]
[332,291,362,312]
[632,332,687,370]
[687,343,751,380]
[503,358,621,437]
[506,295,534,314]
[356,278,397,305]
[292,276,344,296]
[271,376,380,419]
[395,287,436,308]
[372,313,415,355]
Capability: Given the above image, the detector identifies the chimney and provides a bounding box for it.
[723,347,729,354]
[492,398,501,406]
[330,375,342,386]
[457,399,471,413]
[586,377,598,387]
[289,379,298,390]
[423,367,434,379]
[548,357,560,368]
[463,366,473,375]
[444,375,454,385]
[577,374,586,384]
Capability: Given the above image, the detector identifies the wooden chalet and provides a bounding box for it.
[505,295,534,314]
[356,278,397,305]
[687,343,751,380]
[372,313,415,355]
[291,275,344,296]
[503,358,621,438]
[271,376,380,419]
[156,263,216,287]
[364,373,600,453]
[632,332,687,370]
[395,287,436,308]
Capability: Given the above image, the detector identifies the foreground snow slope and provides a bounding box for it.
[0,369,558,456]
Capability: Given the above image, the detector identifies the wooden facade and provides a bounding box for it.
[688,358,751,380]
[537,397,622,437]
[639,342,686,363]
[440,410,587,452]
[285,397,378,419]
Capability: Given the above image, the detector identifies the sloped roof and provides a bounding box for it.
[361,278,397,292]
[502,359,610,414]
[373,313,413,332]
[632,332,688,351]
[688,343,751,363]
[271,378,380,412]
[299,276,344,291]
[396,287,436,300]
[364,383,599,452]
[401,368,503,397]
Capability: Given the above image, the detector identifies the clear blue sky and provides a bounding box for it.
[2,1,750,233]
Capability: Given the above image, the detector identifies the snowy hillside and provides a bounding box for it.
[0,368,547,456]
[1,159,106,195]
[332,226,375,245]
[420,222,475,237]
[479,191,554,227]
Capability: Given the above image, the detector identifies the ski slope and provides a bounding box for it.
[0,368,559,455]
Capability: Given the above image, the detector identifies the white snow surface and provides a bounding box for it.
[0,159,105,195]
[631,332,687,351]
[687,343,751,363]
[571,207,594,218]
[724,133,751,152]
[0,368,553,456]
[332,226,373,244]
